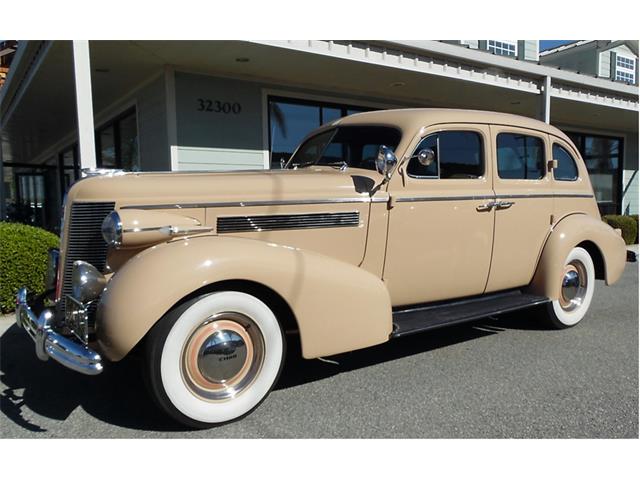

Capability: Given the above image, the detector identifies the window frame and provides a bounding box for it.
[551,142,579,182]
[487,40,518,57]
[407,129,486,180]
[495,131,548,181]
[566,131,624,214]
[615,54,636,84]
[94,106,139,170]
[266,95,374,169]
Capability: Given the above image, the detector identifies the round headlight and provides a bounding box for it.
[101,211,122,247]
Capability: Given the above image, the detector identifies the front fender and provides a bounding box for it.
[96,235,392,361]
[526,214,626,300]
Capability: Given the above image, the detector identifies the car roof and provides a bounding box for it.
[334,108,572,143]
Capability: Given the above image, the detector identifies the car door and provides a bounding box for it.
[383,124,495,306]
[485,126,552,292]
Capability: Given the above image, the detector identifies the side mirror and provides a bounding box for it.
[376,145,398,180]
[416,148,436,166]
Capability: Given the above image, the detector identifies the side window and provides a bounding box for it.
[407,131,483,179]
[552,144,579,181]
[497,133,545,180]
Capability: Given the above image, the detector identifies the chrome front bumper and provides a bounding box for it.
[15,288,103,375]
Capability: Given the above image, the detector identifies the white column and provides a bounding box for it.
[541,75,551,124]
[72,40,96,170]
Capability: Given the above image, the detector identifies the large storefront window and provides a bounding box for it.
[3,163,60,231]
[95,107,139,171]
[268,96,372,168]
[2,109,138,232]
[567,132,623,215]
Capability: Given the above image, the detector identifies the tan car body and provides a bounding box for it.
[59,109,626,362]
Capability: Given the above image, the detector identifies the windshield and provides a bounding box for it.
[288,126,402,170]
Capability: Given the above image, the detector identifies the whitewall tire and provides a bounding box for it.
[145,291,285,428]
[544,247,595,329]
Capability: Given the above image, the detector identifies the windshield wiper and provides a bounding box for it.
[293,161,348,170]
[325,161,348,171]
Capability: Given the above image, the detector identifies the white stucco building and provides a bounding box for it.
[1,40,638,232]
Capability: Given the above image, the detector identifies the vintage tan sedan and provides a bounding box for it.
[16,108,627,428]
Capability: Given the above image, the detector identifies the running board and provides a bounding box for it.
[391,290,549,338]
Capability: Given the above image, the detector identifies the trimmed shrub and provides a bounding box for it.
[602,215,638,246]
[630,214,639,244]
[0,222,59,313]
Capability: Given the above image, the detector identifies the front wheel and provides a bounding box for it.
[542,246,595,329]
[145,291,285,428]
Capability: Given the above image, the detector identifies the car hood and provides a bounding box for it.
[66,167,380,208]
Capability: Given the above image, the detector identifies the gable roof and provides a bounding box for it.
[540,40,638,57]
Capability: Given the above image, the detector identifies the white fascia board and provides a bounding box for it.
[550,85,639,111]
[382,40,638,96]
[250,40,540,94]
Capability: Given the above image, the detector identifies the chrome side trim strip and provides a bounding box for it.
[122,226,168,233]
[396,195,495,203]
[217,211,360,233]
[121,196,385,210]
[121,193,591,210]
[396,193,593,203]
[495,193,594,199]
[122,225,214,236]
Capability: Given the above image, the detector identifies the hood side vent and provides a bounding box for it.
[217,211,360,234]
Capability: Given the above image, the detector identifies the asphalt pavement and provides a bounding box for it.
[1,262,637,438]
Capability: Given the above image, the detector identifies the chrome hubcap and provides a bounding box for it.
[198,330,248,383]
[182,312,264,401]
[560,262,587,312]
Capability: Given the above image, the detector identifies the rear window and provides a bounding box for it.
[552,144,579,181]
[497,133,545,180]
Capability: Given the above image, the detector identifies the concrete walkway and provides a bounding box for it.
[1,313,14,335]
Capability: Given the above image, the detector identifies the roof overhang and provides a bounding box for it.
[1,40,638,167]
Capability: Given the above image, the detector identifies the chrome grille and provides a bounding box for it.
[62,202,115,300]
[217,211,360,233]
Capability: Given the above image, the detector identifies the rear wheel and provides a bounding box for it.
[543,247,595,329]
[145,291,285,428]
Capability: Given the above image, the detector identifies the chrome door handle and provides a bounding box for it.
[496,201,515,209]
[476,201,497,212]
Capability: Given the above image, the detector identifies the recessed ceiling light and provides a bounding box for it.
[390,81,405,88]
[235,57,250,63]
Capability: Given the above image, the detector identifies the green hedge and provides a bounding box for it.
[602,215,638,246]
[630,214,639,244]
[0,222,59,313]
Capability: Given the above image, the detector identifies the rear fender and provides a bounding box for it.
[526,214,626,300]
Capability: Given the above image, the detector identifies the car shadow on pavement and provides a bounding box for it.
[1,306,550,434]
[276,305,549,390]
[0,323,185,434]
